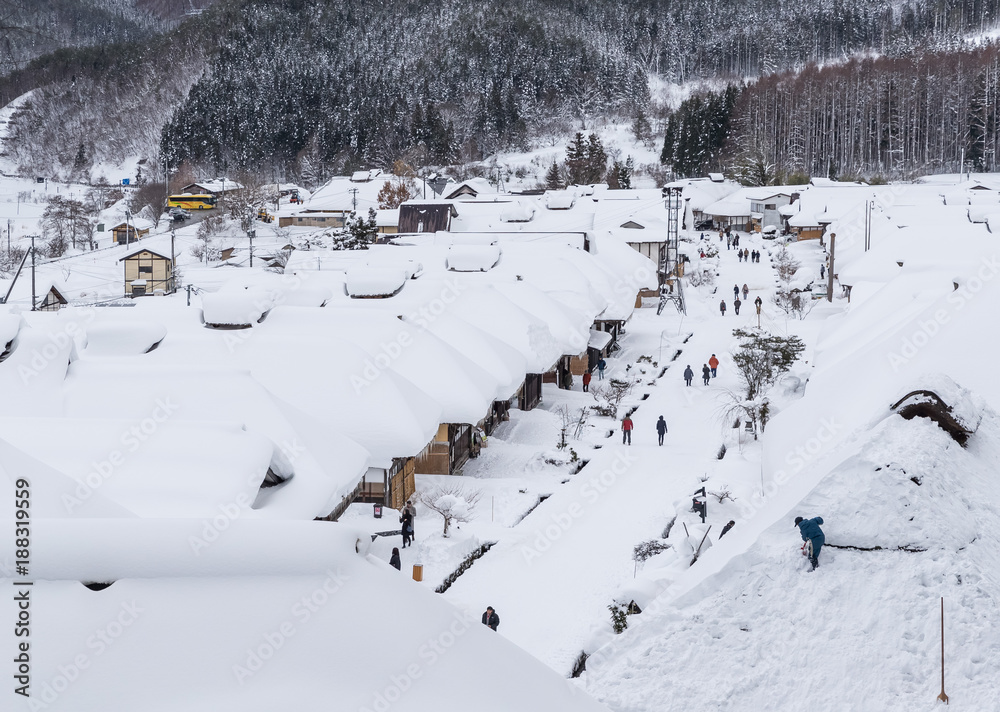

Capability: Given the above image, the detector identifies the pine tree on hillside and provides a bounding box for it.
[565,132,588,184]
[544,160,563,190]
[565,132,607,185]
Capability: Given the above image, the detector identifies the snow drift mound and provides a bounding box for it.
[580,405,1000,712]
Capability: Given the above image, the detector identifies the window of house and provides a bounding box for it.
[139,266,152,274]
[765,203,776,210]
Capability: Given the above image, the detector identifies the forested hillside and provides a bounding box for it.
[662,46,1000,180]
[3,0,1000,180]
[0,0,207,72]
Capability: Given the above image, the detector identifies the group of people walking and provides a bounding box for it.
[582,358,607,392]
[684,353,720,388]
[620,413,668,446]
[721,282,764,317]
[737,249,761,263]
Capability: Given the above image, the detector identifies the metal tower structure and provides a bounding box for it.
[657,186,686,315]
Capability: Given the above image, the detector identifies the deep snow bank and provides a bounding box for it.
[581,407,1000,711]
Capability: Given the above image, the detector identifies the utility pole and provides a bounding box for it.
[349,188,358,212]
[248,228,254,268]
[826,232,836,302]
[29,234,36,311]
[170,228,176,293]
[186,284,192,306]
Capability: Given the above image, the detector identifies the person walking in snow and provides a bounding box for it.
[726,236,731,250]
[733,284,740,300]
[404,500,417,540]
[389,547,401,570]
[742,283,749,300]
[720,299,727,316]
[621,415,634,445]
[709,354,719,377]
[734,297,741,315]
[656,415,667,446]
[795,516,825,570]
[702,364,711,385]
[582,369,592,393]
[820,263,826,279]
[482,606,500,631]
[597,358,607,380]
[683,365,694,386]
[400,510,414,548]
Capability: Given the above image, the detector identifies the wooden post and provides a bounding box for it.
[826,232,836,302]
[937,596,949,704]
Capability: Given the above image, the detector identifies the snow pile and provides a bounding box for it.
[0,517,609,712]
[201,289,272,327]
[446,244,501,272]
[582,410,1000,711]
[83,320,167,356]
[345,266,407,298]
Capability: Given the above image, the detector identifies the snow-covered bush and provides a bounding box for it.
[419,484,481,537]
[608,604,628,634]
[590,378,634,418]
[633,539,670,563]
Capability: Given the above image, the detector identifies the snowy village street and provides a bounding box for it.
[439,231,791,674]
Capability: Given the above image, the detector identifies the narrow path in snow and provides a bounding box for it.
[442,232,785,674]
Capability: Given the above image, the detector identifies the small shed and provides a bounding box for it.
[398,203,458,233]
[119,248,174,297]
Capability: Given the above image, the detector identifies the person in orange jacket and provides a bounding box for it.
[709,354,719,377]
[582,370,592,392]
[621,415,634,445]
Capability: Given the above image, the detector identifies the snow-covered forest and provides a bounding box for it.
[5,0,1000,180]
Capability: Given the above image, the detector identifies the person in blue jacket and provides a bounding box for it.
[795,516,825,570]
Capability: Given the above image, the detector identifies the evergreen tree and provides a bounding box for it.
[333,208,377,249]
[565,132,588,184]
[544,160,563,190]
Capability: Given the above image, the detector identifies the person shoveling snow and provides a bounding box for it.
[795,516,825,571]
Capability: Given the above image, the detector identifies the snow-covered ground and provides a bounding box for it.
[2,163,1000,710]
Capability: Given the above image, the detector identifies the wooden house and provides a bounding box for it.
[37,284,68,311]
[110,219,152,245]
[354,457,417,511]
[414,423,477,476]
[277,210,350,229]
[120,248,174,297]
[180,179,242,198]
[518,373,543,410]
[398,202,458,233]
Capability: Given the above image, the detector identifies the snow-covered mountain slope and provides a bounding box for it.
[581,406,1000,711]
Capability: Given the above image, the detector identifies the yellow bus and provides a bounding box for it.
[167,193,217,210]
